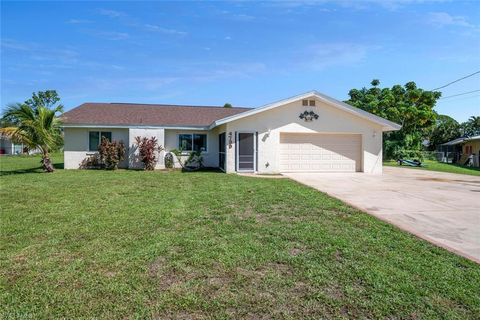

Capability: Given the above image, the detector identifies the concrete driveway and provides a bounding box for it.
[284,167,480,263]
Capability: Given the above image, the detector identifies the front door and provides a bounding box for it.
[237,132,256,172]
[219,132,226,171]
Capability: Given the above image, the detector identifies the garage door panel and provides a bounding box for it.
[280,133,361,172]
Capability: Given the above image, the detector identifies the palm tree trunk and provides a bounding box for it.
[42,150,54,172]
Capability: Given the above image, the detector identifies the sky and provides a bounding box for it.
[1,0,479,122]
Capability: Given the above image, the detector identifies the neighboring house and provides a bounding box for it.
[61,91,401,173]
[440,135,480,167]
[0,137,25,155]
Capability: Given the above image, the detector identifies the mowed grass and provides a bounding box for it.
[384,159,480,176]
[1,155,479,319]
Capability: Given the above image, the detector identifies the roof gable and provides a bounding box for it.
[211,91,401,131]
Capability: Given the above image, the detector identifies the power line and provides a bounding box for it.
[432,71,480,91]
[437,94,480,103]
[439,89,480,99]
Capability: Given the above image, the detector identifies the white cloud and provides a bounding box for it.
[1,39,30,51]
[97,9,126,18]
[66,19,92,24]
[428,12,474,28]
[81,76,176,92]
[303,43,372,70]
[197,62,266,80]
[144,24,187,36]
[265,0,447,11]
[224,36,232,40]
[231,13,255,21]
[95,31,129,40]
[1,39,80,63]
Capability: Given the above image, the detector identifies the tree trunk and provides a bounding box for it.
[42,152,55,172]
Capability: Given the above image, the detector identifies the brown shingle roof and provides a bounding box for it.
[61,103,251,127]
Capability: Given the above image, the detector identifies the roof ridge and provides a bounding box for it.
[82,102,252,109]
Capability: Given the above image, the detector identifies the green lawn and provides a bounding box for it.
[384,159,480,176]
[1,154,479,319]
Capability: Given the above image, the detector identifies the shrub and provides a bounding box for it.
[134,136,164,170]
[79,154,101,169]
[98,137,126,170]
[170,149,203,171]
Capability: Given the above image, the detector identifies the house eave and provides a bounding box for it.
[61,123,210,130]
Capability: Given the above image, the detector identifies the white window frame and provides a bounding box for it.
[236,131,256,173]
[177,133,208,153]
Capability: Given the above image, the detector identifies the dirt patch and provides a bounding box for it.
[324,284,344,299]
[148,256,186,291]
[229,206,270,224]
[334,250,343,262]
[104,271,116,278]
[255,262,294,278]
[149,260,321,318]
[148,256,166,278]
[290,248,303,256]
[153,310,208,320]
[12,253,28,263]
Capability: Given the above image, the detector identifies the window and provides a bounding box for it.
[309,100,316,106]
[89,131,112,151]
[178,134,207,152]
[302,99,309,106]
[193,134,207,152]
[178,134,192,151]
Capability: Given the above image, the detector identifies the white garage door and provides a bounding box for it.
[280,133,362,172]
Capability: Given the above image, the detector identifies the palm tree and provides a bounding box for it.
[469,116,480,129]
[461,116,480,137]
[1,103,63,172]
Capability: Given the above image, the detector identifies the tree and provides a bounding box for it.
[0,90,63,172]
[346,80,440,159]
[461,116,480,137]
[428,114,461,150]
[223,103,232,108]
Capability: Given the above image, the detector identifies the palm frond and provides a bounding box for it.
[1,102,63,153]
[0,127,35,147]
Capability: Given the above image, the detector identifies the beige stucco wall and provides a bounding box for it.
[464,140,480,154]
[64,127,220,170]
[128,128,165,169]
[164,128,220,168]
[464,140,480,167]
[63,128,130,169]
[224,98,384,174]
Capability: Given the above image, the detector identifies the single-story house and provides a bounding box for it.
[0,137,25,155]
[439,135,480,167]
[61,91,401,173]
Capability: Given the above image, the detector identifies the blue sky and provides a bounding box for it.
[1,1,479,122]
